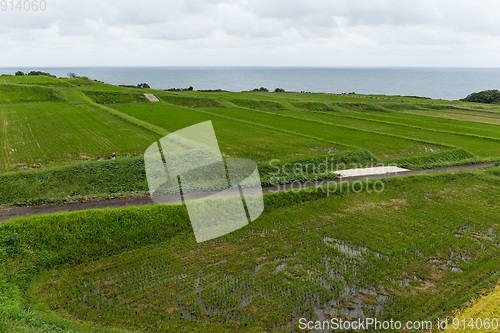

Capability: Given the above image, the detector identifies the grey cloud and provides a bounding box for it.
[1,0,500,66]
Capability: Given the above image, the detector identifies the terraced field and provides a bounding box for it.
[111,103,346,162]
[0,102,159,170]
[31,173,500,332]
[265,107,500,157]
[1,77,500,172]
[1,75,500,333]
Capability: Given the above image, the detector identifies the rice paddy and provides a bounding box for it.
[0,102,159,170]
[34,173,500,332]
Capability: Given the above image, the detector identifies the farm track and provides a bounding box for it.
[0,161,496,222]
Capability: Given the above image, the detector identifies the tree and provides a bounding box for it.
[252,87,268,92]
[67,72,79,78]
[274,88,285,93]
[15,71,25,76]
[137,83,150,89]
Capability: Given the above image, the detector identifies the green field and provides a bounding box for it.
[111,103,347,162]
[1,76,500,172]
[1,74,500,333]
[0,102,160,170]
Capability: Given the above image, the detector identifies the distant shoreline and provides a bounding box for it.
[1,67,500,100]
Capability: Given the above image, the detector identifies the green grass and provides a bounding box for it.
[228,98,286,111]
[0,150,392,208]
[157,94,221,108]
[0,102,160,170]
[2,173,499,332]
[0,84,67,103]
[0,157,149,207]
[1,148,485,208]
[487,166,500,177]
[112,103,346,162]
[3,74,500,333]
[82,90,150,104]
[291,101,338,112]
[0,75,74,87]
[197,104,446,158]
[1,81,498,172]
[271,108,500,157]
[331,109,500,139]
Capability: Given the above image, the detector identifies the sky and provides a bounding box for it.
[1,0,500,67]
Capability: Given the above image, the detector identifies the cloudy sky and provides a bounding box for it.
[2,0,500,67]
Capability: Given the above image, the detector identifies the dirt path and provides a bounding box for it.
[0,162,496,222]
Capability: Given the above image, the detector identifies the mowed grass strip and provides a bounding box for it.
[272,108,500,157]
[0,102,160,170]
[196,103,446,158]
[112,103,347,162]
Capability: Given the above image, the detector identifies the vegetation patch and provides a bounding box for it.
[158,95,220,108]
[228,99,286,111]
[0,157,149,207]
[441,283,500,332]
[335,102,387,112]
[1,173,497,332]
[461,90,500,104]
[0,151,378,207]
[386,148,476,169]
[0,84,66,103]
[259,149,375,186]
[67,77,97,86]
[0,102,159,171]
[292,102,338,112]
[487,166,500,177]
[82,91,150,104]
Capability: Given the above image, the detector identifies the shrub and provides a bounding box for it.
[252,87,269,92]
[274,88,285,93]
[27,71,56,78]
[137,83,150,89]
[460,90,500,104]
[165,86,193,91]
[15,71,25,76]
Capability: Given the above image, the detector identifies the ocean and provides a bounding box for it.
[1,67,500,101]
